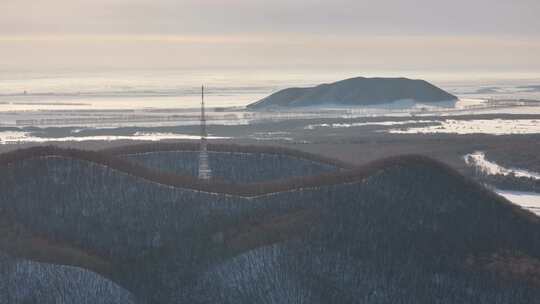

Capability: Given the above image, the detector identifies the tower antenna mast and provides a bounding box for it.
[198,85,212,180]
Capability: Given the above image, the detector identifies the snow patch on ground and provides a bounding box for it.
[0,131,228,144]
[463,151,540,215]
[464,151,540,179]
[305,120,433,130]
[0,258,134,304]
[496,190,540,216]
[390,119,540,135]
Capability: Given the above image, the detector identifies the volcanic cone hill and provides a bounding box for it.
[1,143,540,303]
[247,77,458,109]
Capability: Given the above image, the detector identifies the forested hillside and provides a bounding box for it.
[0,145,539,303]
[124,151,339,183]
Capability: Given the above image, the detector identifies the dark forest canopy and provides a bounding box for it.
[0,143,536,224]
[103,142,352,169]
[2,143,540,303]
[0,144,498,198]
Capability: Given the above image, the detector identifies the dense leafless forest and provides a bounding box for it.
[1,143,540,303]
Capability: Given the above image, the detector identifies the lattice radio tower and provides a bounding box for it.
[198,85,212,180]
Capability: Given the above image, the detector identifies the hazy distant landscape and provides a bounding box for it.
[2,0,540,302]
[1,70,540,142]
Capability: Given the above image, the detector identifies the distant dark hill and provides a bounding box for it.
[248,77,458,109]
[1,144,540,303]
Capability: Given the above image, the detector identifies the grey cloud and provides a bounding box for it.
[1,0,539,36]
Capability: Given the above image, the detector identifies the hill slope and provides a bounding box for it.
[0,145,539,303]
[248,77,458,109]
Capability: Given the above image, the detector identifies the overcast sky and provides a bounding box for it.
[1,0,539,71]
